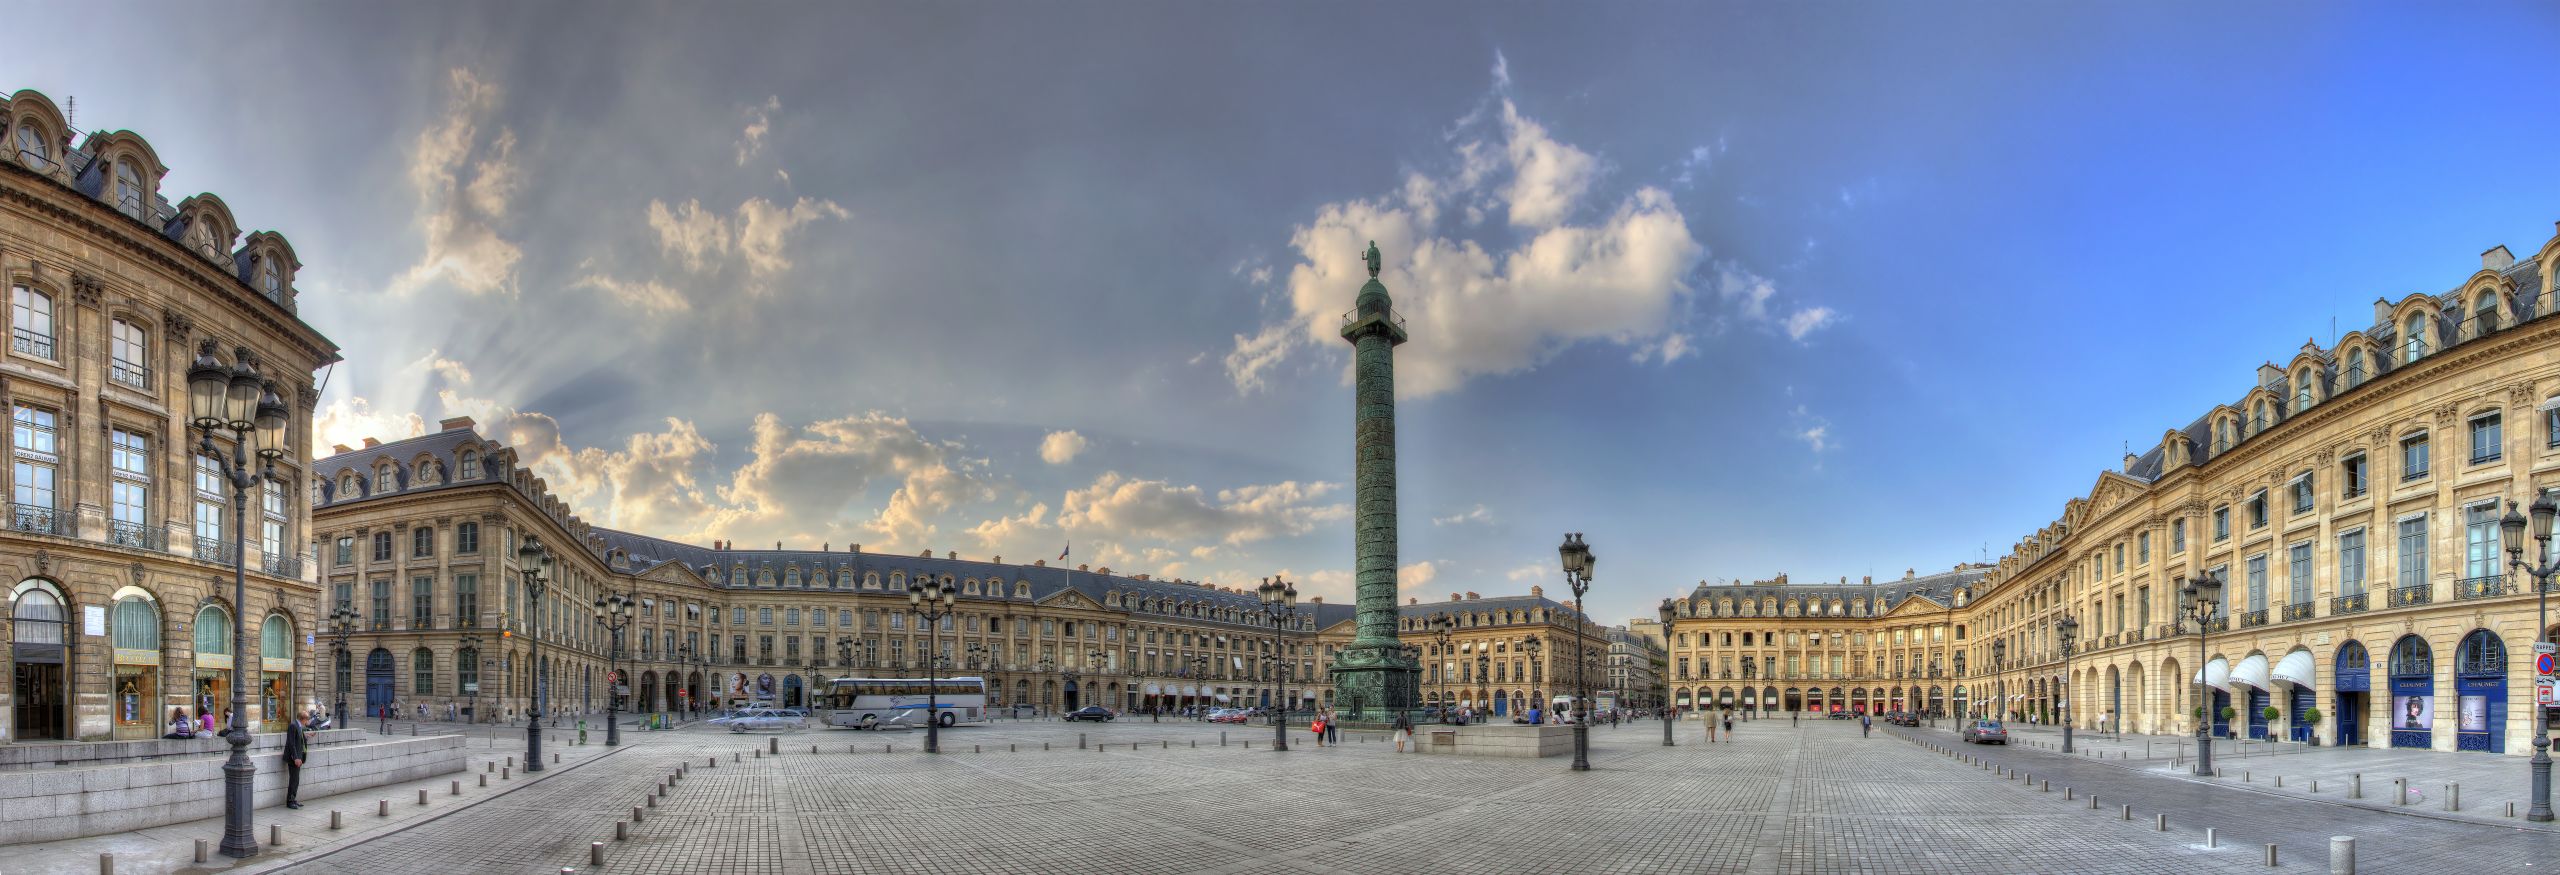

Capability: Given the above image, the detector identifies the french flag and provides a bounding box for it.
[1058,543,1070,561]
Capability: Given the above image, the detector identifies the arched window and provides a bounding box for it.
[459,451,480,479]
[2252,402,2270,433]
[256,256,283,304]
[2403,314,2427,363]
[784,565,801,587]
[341,472,359,496]
[11,283,55,359]
[2294,369,2313,410]
[113,593,160,651]
[109,318,147,389]
[13,120,53,171]
[196,218,229,262]
[194,603,233,656]
[2473,294,2499,334]
[375,465,395,493]
[111,159,147,219]
[413,646,435,695]
[458,647,479,694]
[261,614,291,663]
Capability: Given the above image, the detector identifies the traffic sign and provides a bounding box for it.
[2540,652,2557,676]
[2540,677,2555,707]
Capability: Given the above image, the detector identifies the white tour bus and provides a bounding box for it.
[822,677,989,729]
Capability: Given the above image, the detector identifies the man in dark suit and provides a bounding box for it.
[283,708,309,809]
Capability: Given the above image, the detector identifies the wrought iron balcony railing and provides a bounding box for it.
[2280,603,2315,622]
[263,552,303,578]
[10,502,68,536]
[2389,585,2433,608]
[193,538,237,564]
[12,329,54,360]
[107,519,164,550]
[2455,575,2508,601]
[2333,592,2369,615]
[109,361,150,390]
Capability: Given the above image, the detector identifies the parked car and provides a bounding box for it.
[1828,711,1855,720]
[1064,706,1116,722]
[727,708,809,733]
[1961,720,2009,744]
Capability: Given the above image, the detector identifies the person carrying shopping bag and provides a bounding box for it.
[1394,711,1414,752]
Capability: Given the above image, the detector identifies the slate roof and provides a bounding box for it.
[1683,567,1989,616]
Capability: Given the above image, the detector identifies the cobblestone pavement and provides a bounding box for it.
[267,716,2318,874]
[1902,722,2560,872]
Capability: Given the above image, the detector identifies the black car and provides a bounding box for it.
[1064,706,1115,722]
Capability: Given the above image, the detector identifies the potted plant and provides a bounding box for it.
[2301,707,2323,745]
[2220,705,2238,737]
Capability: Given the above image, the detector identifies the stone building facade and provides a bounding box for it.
[0,88,340,743]
[1396,589,1610,718]
[1664,567,1987,717]
[311,422,1602,721]
[1670,226,2560,754]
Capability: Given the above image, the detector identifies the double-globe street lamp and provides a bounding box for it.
[1989,640,2006,725]
[2056,614,2079,754]
[1656,598,1676,747]
[460,633,482,726]
[1524,636,1544,720]
[592,592,634,746]
[516,534,556,772]
[908,575,957,753]
[2180,572,2225,777]
[327,605,358,730]
[2501,490,2559,822]
[186,342,288,860]
[1430,613,1456,723]
[1257,576,1299,751]
[1557,532,1597,771]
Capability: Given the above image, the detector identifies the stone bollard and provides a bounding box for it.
[2121,804,2132,821]
[480,773,491,788]
[100,853,113,875]
[592,841,604,867]
[2350,773,2361,799]
[2206,827,2218,848]
[2446,783,2458,812]
[2310,780,2318,793]
[885,744,893,754]
[2155,813,2167,831]
[734,752,741,762]
[2040,779,2049,792]
[2065,787,2075,800]
[2088,795,2099,810]
[1044,742,1050,751]
[1011,744,1018,752]
[2276,775,2284,788]
[1079,733,1087,749]
[617,821,628,841]
[503,766,511,779]
[2266,843,2279,867]
[508,756,515,768]
[2393,778,2406,806]
[2244,770,2251,782]
[755,749,762,759]
[2330,836,2354,875]
[453,780,463,796]
[419,789,430,806]
[487,761,495,773]
[1191,739,1197,748]
[633,805,644,823]
[1163,740,1169,749]
[2508,801,2517,818]
[647,792,657,808]
[1222,732,1228,746]
[332,810,344,830]
[710,757,718,767]
[769,737,778,755]
[555,753,561,765]
[270,824,282,846]
[812,745,818,754]
[379,799,391,817]
[195,839,208,863]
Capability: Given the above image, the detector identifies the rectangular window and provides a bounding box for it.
[260,482,285,565]
[2287,542,2312,606]
[785,608,800,627]
[109,319,147,388]
[108,429,150,544]
[2291,473,2314,514]
[2402,433,2429,481]
[2113,544,2124,574]
[2470,412,2502,464]
[335,536,354,566]
[412,576,434,627]
[2248,491,2268,529]
[192,455,223,553]
[2246,555,2267,612]
[2548,403,2560,448]
[760,607,774,626]
[333,582,352,614]
[2172,518,2187,553]
[2136,586,2151,629]
[2341,454,2367,499]
[2338,530,2367,596]
[456,523,478,553]
[413,526,434,557]
[2137,532,2150,564]
[370,579,391,628]
[2396,515,2428,590]
[10,286,54,359]
[2465,502,2502,582]
[2213,507,2230,541]
[455,574,478,628]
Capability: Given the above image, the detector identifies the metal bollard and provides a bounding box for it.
[617,821,628,841]
[812,745,818,754]
[1191,739,1197,748]
[2276,776,2283,788]
[755,749,762,758]
[2040,779,2049,792]
[487,761,495,773]
[647,792,657,808]
[2088,795,2098,810]
[420,789,431,806]
[1079,733,1087,749]
[2351,773,2361,799]
[2121,804,2132,821]
[2394,778,2406,806]
[2446,783,2458,812]
[1011,743,1018,752]
[2311,779,2318,793]
[2330,836,2354,875]
[2065,787,2075,800]
[1044,742,1050,751]
[2266,844,2279,867]
[270,824,282,846]
[592,841,604,867]
[507,756,515,768]
[633,805,644,823]
[770,737,778,755]
[452,780,462,796]
[503,766,511,779]
[379,799,391,817]
[332,810,344,829]
[2206,827,2217,848]
[195,839,208,863]
[2244,770,2251,782]
[555,753,561,764]
[975,745,981,753]
[2508,801,2517,818]
[2155,813,2167,831]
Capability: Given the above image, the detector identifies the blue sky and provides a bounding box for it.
[9,2,2558,623]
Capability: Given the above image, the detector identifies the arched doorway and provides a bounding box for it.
[11,581,69,740]
[1947,686,1963,719]
[1761,686,1777,714]
[640,671,659,712]
[2334,641,2368,746]
[1062,678,1079,711]
[2106,666,2123,730]
[2388,635,2433,749]
[783,675,803,708]
[2455,630,2506,753]
[1784,687,1802,711]
[366,648,395,717]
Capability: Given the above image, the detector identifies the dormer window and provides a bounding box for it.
[2346,349,2367,387]
[340,472,358,496]
[14,122,52,172]
[2293,369,2313,411]
[2251,402,2270,434]
[2403,314,2427,363]
[196,221,228,262]
[375,466,395,493]
[112,160,147,219]
[2473,294,2499,334]
[256,257,283,303]
[459,451,480,479]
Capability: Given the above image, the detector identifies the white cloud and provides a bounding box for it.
[736,197,849,275]
[647,199,732,272]
[1399,560,1439,592]
[736,96,779,166]
[1716,263,1776,321]
[1286,568,1356,604]
[1504,563,1547,582]
[572,271,691,316]
[1498,101,1599,230]
[1671,143,1716,188]
[645,196,848,284]
[1798,424,1830,454]
[1631,333,1693,365]
[1489,49,1511,90]
[1038,430,1088,465]
[1432,504,1493,526]
[388,68,523,298]
[1791,404,1834,463]
[1783,307,1836,341]
[1055,473,1345,548]
[314,396,428,454]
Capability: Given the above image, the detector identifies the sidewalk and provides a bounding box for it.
[1984,723,2560,831]
[0,728,626,875]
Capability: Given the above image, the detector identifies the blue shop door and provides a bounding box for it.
[1493,696,1507,717]
[2211,689,2231,737]
[2246,688,2270,740]
[2456,675,2505,753]
[365,649,395,716]
[2335,693,2364,746]
[2288,687,2315,742]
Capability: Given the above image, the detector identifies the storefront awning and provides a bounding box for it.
[1214,694,1232,702]
[1145,683,1161,695]
[2228,653,2271,692]
[2272,649,2316,688]
[2195,657,2229,688]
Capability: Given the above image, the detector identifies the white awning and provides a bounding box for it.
[1144,683,1161,695]
[2541,395,2560,412]
[2195,657,2230,687]
[2228,653,2271,692]
[1214,694,1232,702]
[2273,649,2316,688]
[1300,690,1315,699]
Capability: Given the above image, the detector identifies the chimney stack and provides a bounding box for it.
[1530,585,1543,598]
[438,416,477,432]
[361,437,380,449]
[330,443,355,456]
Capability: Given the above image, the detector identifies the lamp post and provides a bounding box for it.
[1431,613,1455,723]
[327,606,357,729]
[1656,598,1677,747]
[1258,576,1298,751]
[1557,532,1596,771]
[591,592,633,747]
[460,633,482,726]
[1523,636,1543,721]
[1990,640,2006,725]
[2181,572,2224,777]
[516,534,554,772]
[1086,648,1106,712]
[2502,491,2559,822]
[186,342,287,860]
[2056,614,2079,753]
[1187,655,1207,715]
[907,575,956,753]
[1476,653,1491,719]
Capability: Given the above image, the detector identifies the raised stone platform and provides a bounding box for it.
[0,728,369,770]
[1412,724,1575,758]
[0,733,468,843]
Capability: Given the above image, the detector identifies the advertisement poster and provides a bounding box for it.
[729,672,749,699]
[2394,693,2432,730]
[2459,694,2488,732]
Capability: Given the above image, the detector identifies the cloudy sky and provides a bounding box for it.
[11,2,2559,623]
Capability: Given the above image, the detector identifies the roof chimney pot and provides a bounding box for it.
[361,437,379,448]
[437,416,476,432]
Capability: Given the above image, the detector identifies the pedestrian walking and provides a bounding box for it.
[1707,714,1718,743]
[1394,711,1414,752]
[1311,711,1327,747]
[283,708,309,809]
[1722,712,1734,738]
[1860,713,1872,738]
[1326,711,1341,744]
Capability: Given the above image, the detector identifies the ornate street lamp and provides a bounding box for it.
[1476,653,1491,719]
[1656,598,1677,747]
[2056,613,2079,753]
[1431,613,1456,723]
[460,633,482,726]
[517,534,555,772]
[1990,640,2006,725]
[327,605,358,729]
[2181,572,2224,777]
[591,592,634,746]
[2502,491,2559,821]
[1258,576,1298,751]
[187,342,286,860]
[1557,532,1596,771]
[1523,636,1543,722]
[908,575,956,753]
